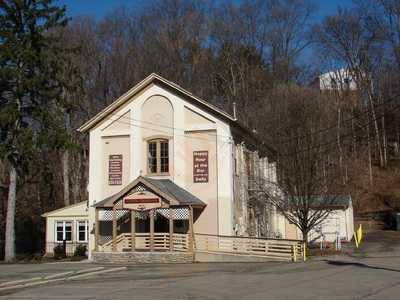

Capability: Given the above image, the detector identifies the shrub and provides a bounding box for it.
[74,244,87,257]
[31,253,43,262]
[53,245,66,259]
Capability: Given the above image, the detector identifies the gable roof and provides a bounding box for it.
[77,73,235,133]
[93,176,206,208]
[145,177,205,206]
[41,201,88,217]
[312,195,352,209]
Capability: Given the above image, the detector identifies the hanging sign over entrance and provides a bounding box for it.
[108,154,123,185]
[123,191,162,210]
[193,151,209,183]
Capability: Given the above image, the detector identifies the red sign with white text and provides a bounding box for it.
[193,151,209,183]
[108,154,122,185]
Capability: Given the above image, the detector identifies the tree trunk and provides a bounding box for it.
[72,151,82,202]
[62,110,71,206]
[62,150,70,206]
[367,125,373,186]
[5,165,17,262]
[367,92,384,168]
[301,228,308,244]
[381,111,387,167]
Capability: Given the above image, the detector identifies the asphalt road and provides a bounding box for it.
[1,256,400,300]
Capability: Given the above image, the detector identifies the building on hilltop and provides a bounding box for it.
[312,68,357,92]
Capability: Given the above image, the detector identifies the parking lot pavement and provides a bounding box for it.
[1,256,400,300]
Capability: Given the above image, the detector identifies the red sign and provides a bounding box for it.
[123,191,162,210]
[109,154,122,185]
[193,151,209,183]
[124,198,159,204]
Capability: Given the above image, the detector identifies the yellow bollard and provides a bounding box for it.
[357,224,363,245]
[292,244,297,262]
[353,232,359,248]
[303,242,307,262]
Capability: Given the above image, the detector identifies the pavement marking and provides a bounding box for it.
[0,277,43,287]
[67,266,105,275]
[0,267,105,288]
[0,266,124,293]
[68,267,127,280]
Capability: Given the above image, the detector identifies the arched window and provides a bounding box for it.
[148,139,169,175]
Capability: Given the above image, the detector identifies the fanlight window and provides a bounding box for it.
[148,139,169,175]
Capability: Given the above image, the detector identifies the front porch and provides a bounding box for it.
[95,207,195,253]
[92,176,204,262]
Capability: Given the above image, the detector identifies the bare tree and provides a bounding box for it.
[313,5,388,178]
[255,86,344,242]
[264,0,315,83]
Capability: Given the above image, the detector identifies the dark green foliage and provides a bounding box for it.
[73,244,87,257]
[0,0,72,167]
[0,0,80,260]
[53,244,65,259]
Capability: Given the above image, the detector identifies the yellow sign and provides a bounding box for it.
[353,224,363,248]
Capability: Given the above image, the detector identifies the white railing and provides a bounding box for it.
[194,233,302,261]
[98,232,303,261]
[99,232,189,252]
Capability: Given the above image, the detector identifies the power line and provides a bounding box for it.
[275,93,400,146]
[276,103,400,159]
[101,92,400,160]
[106,110,234,140]
[105,114,234,144]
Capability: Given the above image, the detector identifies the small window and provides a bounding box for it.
[160,141,169,173]
[56,221,72,242]
[148,141,157,173]
[77,220,88,242]
[147,139,169,175]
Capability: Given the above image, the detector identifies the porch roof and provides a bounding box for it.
[93,176,206,208]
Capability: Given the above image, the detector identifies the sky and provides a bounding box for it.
[56,0,354,21]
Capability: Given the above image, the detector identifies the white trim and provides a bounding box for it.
[76,220,89,243]
[55,220,73,242]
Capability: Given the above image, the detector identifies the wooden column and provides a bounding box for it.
[169,208,174,251]
[112,206,117,252]
[188,206,194,252]
[131,210,136,251]
[149,209,155,252]
[94,208,99,251]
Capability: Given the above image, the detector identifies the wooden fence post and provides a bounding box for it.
[112,206,117,252]
[188,206,194,251]
[95,208,99,251]
[131,210,136,251]
[169,208,174,251]
[150,209,155,252]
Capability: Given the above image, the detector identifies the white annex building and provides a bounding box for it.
[42,74,354,262]
[313,68,357,91]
